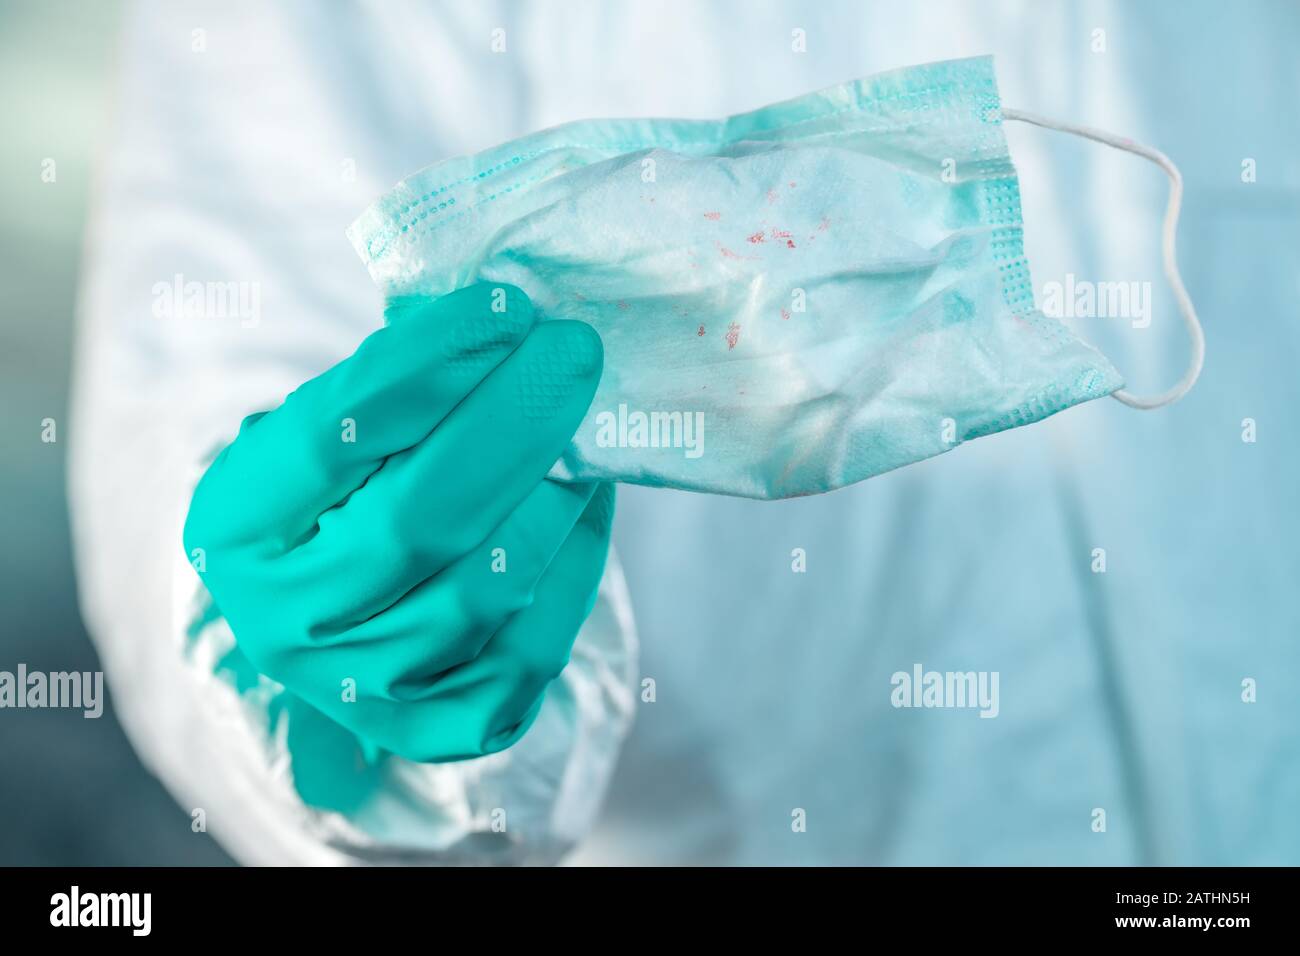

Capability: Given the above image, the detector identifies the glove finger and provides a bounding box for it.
[185,283,535,554]
[253,479,596,701]
[263,319,603,626]
[377,482,616,762]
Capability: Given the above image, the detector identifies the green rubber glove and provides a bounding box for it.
[183,283,614,762]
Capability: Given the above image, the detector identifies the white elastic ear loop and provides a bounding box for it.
[1002,107,1205,410]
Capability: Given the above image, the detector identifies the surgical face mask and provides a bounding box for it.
[349,55,1202,499]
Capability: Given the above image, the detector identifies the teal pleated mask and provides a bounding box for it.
[349,55,1202,499]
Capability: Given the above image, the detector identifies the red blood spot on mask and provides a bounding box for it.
[718,243,759,261]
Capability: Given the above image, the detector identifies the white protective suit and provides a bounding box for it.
[70,0,1300,865]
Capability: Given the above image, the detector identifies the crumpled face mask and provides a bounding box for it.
[348,55,1203,499]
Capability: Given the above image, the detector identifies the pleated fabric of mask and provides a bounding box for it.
[349,55,1125,499]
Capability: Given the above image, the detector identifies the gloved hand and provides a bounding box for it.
[183,283,615,762]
